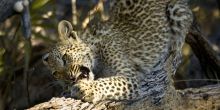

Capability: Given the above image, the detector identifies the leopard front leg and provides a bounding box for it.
[71,76,141,103]
[70,79,95,102]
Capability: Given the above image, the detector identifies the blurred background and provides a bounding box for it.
[0,0,219,109]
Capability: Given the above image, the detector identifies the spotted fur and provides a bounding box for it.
[43,0,193,104]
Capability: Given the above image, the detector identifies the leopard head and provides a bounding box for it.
[42,20,95,83]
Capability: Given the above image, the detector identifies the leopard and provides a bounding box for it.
[43,0,193,104]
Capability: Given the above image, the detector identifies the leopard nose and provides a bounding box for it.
[42,53,49,63]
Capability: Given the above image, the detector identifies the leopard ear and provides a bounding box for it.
[58,20,82,42]
[58,20,73,40]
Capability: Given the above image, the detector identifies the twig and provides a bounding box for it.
[23,39,32,106]
[72,0,78,26]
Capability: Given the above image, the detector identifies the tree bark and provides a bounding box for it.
[27,84,220,110]
[0,0,20,23]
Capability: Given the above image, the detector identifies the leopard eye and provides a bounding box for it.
[53,71,60,79]
[78,66,90,79]
[62,54,67,66]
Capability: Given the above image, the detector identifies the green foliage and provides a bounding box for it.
[30,0,57,44]
[32,0,51,10]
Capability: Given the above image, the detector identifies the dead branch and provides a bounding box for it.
[72,0,78,26]
[186,20,220,80]
[81,0,109,29]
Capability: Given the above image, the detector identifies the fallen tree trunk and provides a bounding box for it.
[178,84,220,110]
[28,84,220,110]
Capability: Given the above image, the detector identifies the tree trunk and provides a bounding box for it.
[0,0,20,23]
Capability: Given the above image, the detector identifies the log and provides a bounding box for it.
[27,84,220,110]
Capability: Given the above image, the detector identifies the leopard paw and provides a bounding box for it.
[70,80,95,102]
